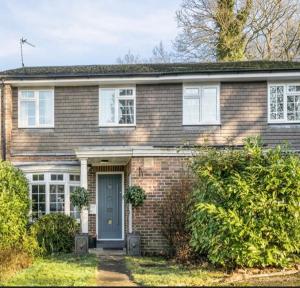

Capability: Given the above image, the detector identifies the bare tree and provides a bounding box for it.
[117,42,177,64]
[175,0,300,61]
[246,0,300,60]
[149,41,175,63]
[116,50,143,64]
[175,0,253,61]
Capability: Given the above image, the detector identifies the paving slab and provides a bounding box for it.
[97,255,136,286]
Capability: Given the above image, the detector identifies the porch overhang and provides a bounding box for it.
[74,146,194,164]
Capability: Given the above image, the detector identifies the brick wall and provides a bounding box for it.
[2,84,13,160]
[130,156,189,255]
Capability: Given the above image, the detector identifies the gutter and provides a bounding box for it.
[4,71,300,87]
[3,68,300,80]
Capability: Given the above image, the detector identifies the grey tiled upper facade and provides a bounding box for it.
[9,81,300,155]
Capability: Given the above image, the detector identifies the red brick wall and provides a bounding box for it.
[130,156,189,255]
[86,157,190,254]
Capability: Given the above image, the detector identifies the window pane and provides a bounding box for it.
[202,88,218,122]
[20,100,36,126]
[21,91,34,99]
[49,184,65,213]
[185,88,199,96]
[183,97,200,124]
[100,89,115,124]
[269,86,284,120]
[287,94,300,121]
[39,91,53,126]
[69,174,80,182]
[31,184,46,220]
[118,99,134,124]
[288,85,300,93]
[70,186,81,221]
[119,89,133,96]
[51,174,63,181]
[33,174,44,181]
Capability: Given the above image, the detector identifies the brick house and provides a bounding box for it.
[1,61,300,254]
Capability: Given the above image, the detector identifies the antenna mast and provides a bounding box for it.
[20,37,35,67]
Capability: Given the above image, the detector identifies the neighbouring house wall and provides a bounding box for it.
[130,156,189,255]
[2,84,12,160]
[9,82,300,160]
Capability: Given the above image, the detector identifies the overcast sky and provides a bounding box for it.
[0,0,181,71]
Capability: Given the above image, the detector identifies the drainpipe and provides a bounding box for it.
[0,78,5,160]
[128,174,133,233]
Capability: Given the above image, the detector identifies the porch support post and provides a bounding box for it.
[80,158,88,234]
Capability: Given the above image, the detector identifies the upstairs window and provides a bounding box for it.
[18,89,54,128]
[99,87,135,126]
[183,85,220,125]
[269,84,300,123]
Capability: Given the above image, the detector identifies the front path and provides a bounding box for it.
[97,255,136,286]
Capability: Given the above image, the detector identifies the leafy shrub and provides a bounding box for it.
[189,137,300,268]
[161,175,195,263]
[70,187,89,210]
[125,185,146,207]
[0,161,39,280]
[31,213,79,254]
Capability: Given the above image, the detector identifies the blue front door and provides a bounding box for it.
[98,174,122,240]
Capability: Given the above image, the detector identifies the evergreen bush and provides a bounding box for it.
[31,213,79,254]
[189,137,300,268]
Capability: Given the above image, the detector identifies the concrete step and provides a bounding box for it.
[89,248,126,256]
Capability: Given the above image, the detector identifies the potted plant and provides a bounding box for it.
[70,187,90,254]
[124,185,146,256]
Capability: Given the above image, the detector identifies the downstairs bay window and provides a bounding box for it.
[29,172,81,222]
[269,84,300,123]
[183,84,220,125]
[99,87,136,126]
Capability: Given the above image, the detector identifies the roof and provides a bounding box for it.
[2,61,300,80]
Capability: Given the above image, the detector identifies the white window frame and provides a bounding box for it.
[182,83,221,125]
[268,82,300,124]
[28,172,81,221]
[99,86,136,127]
[18,88,55,128]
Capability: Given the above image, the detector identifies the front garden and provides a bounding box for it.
[0,254,98,286]
[126,256,300,286]
[0,136,299,286]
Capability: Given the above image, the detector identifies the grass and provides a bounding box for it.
[0,253,98,286]
[126,256,300,287]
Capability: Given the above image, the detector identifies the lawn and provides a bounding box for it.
[1,253,98,286]
[126,256,300,287]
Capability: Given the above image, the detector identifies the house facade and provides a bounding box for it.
[1,61,300,254]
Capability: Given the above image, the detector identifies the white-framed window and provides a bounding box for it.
[18,89,54,128]
[182,84,220,125]
[99,87,136,126]
[28,172,81,222]
[268,83,300,123]
[31,174,46,221]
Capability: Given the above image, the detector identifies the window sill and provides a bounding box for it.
[268,122,300,125]
[18,126,55,129]
[99,125,136,128]
[182,122,221,126]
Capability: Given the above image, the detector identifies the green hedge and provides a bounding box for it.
[0,161,37,254]
[189,137,300,268]
[31,213,79,254]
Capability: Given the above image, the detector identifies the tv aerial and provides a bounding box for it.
[20,37,35,67]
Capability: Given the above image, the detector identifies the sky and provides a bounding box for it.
[0,0,182,71]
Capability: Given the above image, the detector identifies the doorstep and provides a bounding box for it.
[89,248,126,256]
